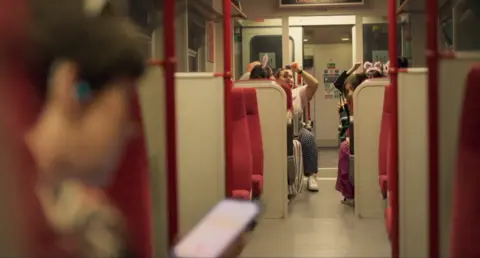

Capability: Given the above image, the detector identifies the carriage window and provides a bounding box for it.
[454,0,480,51]
[362,23,390,64]
[188,14,205,72]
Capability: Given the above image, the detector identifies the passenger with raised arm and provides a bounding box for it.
[249,55,274,80]
[275,63,320,192]
[239,61,262,80]
[335,73,368,205]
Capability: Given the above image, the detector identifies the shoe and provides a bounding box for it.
[341,197,354,206]
[307,175,319,192]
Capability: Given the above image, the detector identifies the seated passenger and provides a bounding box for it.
[335,73,368,205]
[364,61,384,78]
[337,61,384,142]
[249,57,274,80]
[275,63,319,192]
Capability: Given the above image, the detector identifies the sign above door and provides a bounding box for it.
[279,0,364,7]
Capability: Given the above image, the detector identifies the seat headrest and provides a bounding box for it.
[242,88,258,115]
[232,88,247,121]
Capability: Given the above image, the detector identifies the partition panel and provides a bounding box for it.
[235,80,288,219]
[398,68,428,258]
[139,70,225,254]
[438,54,480,257]
[138,67,168,257]
[175,73,225,233]
[353,78,389,219]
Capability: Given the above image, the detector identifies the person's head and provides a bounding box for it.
[364,61,384,78]
[249,65,273,79]
[25,0,145,187]
[246,61,261,73]
[344,73,368,110]
[274,67,293,88]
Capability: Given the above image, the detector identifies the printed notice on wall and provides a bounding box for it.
[323,63,341,99]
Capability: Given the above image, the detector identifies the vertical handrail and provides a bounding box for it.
[387,0,399,257]
[223,0,233,197]
[163,0,178,248]
[426,0,439,256]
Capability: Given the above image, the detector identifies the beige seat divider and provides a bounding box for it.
[139,71,225,255]
[352,78,389,219]
[235,80,288,219]
[397,68,428,257]
[437,54,480,258]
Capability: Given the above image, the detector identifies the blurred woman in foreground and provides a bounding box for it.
[7,0,247,257]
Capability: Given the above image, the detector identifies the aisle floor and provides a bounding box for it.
[241,180,391,257]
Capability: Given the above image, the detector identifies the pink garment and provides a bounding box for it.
[335,140,354,199]
[292,86,308,115]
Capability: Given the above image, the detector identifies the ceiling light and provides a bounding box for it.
[341,38,350,41]
[304,38,308,42]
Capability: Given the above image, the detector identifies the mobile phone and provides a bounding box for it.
[172,199,260,258]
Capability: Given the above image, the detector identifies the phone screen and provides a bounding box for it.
[172,199,260,258]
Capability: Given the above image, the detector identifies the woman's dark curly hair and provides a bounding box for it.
[250,65,273,79]
[27,0,146,101]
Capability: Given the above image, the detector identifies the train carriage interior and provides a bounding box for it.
[1,0,480,257]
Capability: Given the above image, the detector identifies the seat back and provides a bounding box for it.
[230,88,253,199]
[384,84,396,192]
[106,94,152,258]
[242,88,263,178]
[450,66,480,257]
[379,84,394,197]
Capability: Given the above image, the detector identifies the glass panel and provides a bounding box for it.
[363,23,389,63]
[453,0,480,51]
[188,12,206,71]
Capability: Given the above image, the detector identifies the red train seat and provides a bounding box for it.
[378,84,394,199]
[450,66,480,257]
[231,88,253,200]
[242,88,264,198]
[106,94,152,258]
[385,137,395,239]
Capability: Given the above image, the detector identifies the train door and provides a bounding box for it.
[241,22,302,73]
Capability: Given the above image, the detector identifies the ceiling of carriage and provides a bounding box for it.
[303,25,353,44]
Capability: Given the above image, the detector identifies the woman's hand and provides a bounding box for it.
[290,62,300,72]
[246,61,261,73]
[220,232,248,258]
